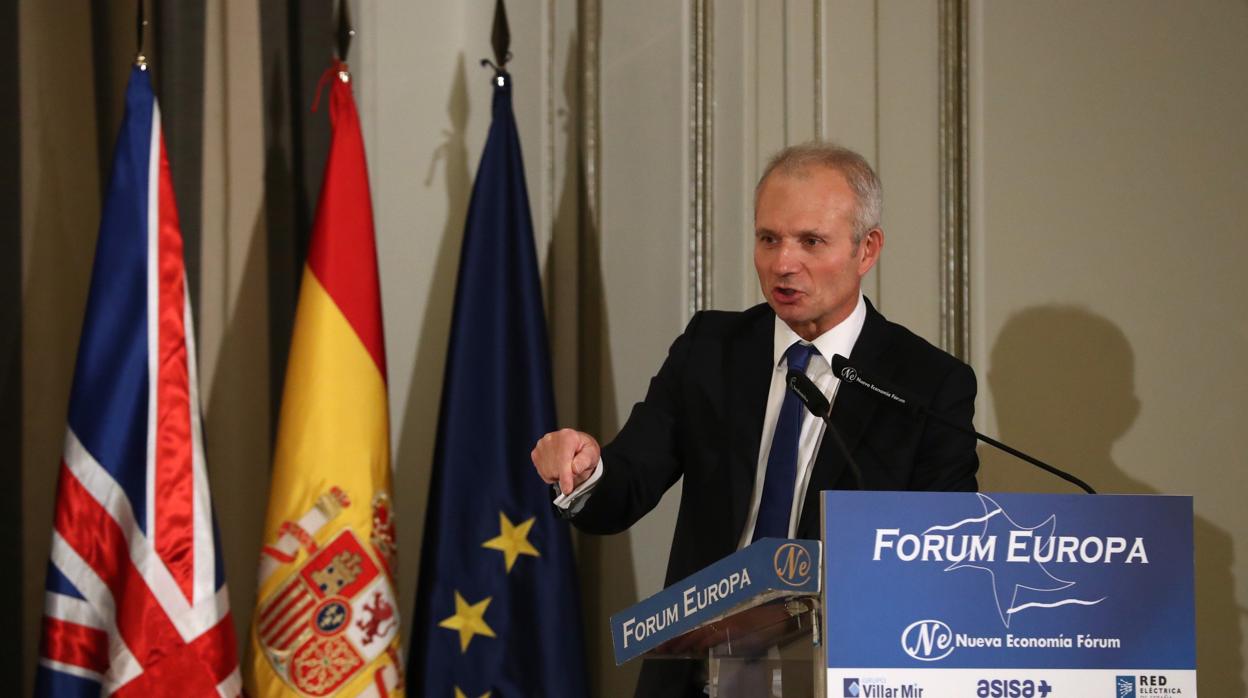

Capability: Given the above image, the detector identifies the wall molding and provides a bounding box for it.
[545,0,557,244]
[579,0,601,233]
[813,0,824,139]
[689,0,714,314]
[938,0,971,361]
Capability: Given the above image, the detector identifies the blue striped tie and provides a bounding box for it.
[752,342,818,542]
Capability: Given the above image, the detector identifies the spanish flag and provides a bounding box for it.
[246,62,403,698]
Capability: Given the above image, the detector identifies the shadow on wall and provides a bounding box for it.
[547,34,640,696]
[259,0,335,432]
[20,69,102,695]
[393,51,473,654]
[263,56,301,433]
[983,305,1244,692]
[204,208,273,664]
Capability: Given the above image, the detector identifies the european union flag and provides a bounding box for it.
[408,70,590,698]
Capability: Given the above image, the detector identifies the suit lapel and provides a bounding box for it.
[797,298,893,537]
[725,309,775,540]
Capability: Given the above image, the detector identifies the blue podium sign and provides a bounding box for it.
[610,537,820,665]
[823,491,1196,697]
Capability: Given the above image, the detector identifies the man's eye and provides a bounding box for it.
[802,237,822,246]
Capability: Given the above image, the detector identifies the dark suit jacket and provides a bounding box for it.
[572,299,978,697]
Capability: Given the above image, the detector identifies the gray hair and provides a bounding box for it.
[755,142,883,243]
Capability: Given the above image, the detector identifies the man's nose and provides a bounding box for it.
[771,242,800,274]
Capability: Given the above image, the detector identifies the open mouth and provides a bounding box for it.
[772,286,802,303]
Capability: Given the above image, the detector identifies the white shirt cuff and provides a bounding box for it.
[552,458,605,511]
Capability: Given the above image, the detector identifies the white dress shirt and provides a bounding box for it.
[555,294,868,541]
[735,293,867,546]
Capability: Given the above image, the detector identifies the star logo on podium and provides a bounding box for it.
[936,494,1105,627]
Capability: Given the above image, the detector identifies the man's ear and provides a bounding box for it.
[857,227,884,276]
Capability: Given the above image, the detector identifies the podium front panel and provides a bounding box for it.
[610,537,821,665]
[821,491,1197,697]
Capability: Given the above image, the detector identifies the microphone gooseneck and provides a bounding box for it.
[829,355,1097,495]
[786,369,863,490]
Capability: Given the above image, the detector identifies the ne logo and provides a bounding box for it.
[773,543,813,587]
[901,619,955,661]
[840,367,858,383]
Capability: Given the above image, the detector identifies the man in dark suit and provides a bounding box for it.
[531,142,978,697]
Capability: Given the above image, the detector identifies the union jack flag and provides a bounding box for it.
[35,66,241,697]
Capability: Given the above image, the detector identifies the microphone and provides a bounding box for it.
[829,355,1097,494]
[786,370,864,489]
[786,369,831,417]
[830,355,919,415]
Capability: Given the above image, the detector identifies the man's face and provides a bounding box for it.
[753,167,882,341]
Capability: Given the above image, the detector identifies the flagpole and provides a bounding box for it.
[134,0,148,69]
[336,0,355,63]
[480,0,512,76]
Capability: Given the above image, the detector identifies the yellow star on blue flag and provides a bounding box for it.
[481,511,540,572]
[438,591,496,652]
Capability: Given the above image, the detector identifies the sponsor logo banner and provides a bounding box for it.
[825,669,1197,698]
[823,492,1196,674]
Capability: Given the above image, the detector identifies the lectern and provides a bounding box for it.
[610,537,824,697]
[610,491,1198,698]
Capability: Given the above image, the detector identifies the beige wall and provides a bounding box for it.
[18,1,1248,695]
[198,0,271,658]
[970,1,1248,689]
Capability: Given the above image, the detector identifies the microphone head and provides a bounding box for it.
[831,353,917,414]
[786,369,831,418]
[831,354,857,383]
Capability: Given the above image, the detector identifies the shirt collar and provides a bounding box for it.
[772,293,868,369]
